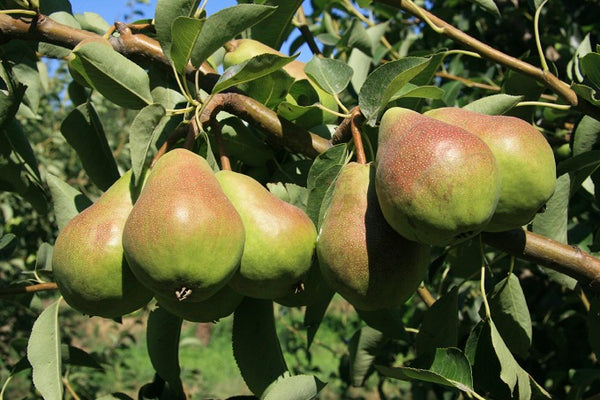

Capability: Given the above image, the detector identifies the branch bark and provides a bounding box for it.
[0,282,58,298]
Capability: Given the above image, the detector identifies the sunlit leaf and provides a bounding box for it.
[305,57,353,95]
[463,94,523,115]
[170,16,205,73]
[46,174,93,231]
[262,374,327,400]
[154,0,201,60]
[129,104,167,187]
[250,0,303,50]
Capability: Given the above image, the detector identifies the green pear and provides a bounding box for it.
[375,108,501,246]
[122,149,245,303]
[317,162,430,311]
[52,171,153,318]
[215,170,317,300]
[155,285,243,323]
[223,38,338,128]
[425,107,556,231]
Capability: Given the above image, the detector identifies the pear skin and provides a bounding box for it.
[317,162,430,311]
[425,107,556,231]
[52,171,153,318]
[122,149,245,303]
[215,170,317,300]
[375,108,501,246]
[155,285,243,323]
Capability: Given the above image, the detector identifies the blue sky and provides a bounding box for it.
[69,0,313,61]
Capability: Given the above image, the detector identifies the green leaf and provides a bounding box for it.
[146,307,185,399]
[239,69,295,109]
[389,83,444,102]
[307,144,348,192]
[74,12,111,35]
[61,345,103,370]
[2,118,41,182]
[129,104,167,187]
[573,115,600,156]
[488,274,532,358]
[416,287,458,366]
[348,48,372,94]
[0,233,17,259]
[532,174,577,289]
[216,115,274,167]
[463,94,523,115]
[556,150,600,190]
[488,319,532,399]
[70,41,153,109]
[262,374,327,400]
[233,297,288,397]
[0,62,26,129]
[170,16,205,73]
[588,296,600,357]
[213,54,297,95]
[348,326,388,386]
[154,0,200,60]
[376,348,475,394]
[46,174,93,231]
[34,242,53,273]
[12,60,42,114]
[471,0,500,16]
[339,19,372,56]
[27,298,63,399]
[359,57,431,125]
[250,0,303,50]
[305,57,353,95]
[61,103,120,191]
[304,289,334,349]
[190,4,277,67]
[572,83,600,107]
[267,182,309,210]
[355,307,408,340]
[581,52,600,90]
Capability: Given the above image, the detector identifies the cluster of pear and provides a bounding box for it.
[317,107,557,310]
[52,149,317,320]
[51,106,557,319]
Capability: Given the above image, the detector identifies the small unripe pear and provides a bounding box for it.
[215,170,317,300]
[375,108,501,246]
[52,171,153,318]
[317,162,430,311]
[425,107,556,231]
[122,149,245,303]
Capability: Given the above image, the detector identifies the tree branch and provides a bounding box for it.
[0,282,58,298]
[373,0,600,121]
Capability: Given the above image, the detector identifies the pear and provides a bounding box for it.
[155,285,243,323]
[215,170,317,300]
[317,162,430,311]
[425,107,556,231]
[375,108,501,246]
[223,38,338,128]
[122,149,245,303]
[52,171,153,318]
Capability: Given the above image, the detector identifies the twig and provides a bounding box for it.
[0,282,57,298]
[211,121,232,171]
[417,286,435,307]
[350,107,367,164]
[294,6,321,56]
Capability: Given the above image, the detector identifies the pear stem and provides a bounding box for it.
[0,282,57,298]
[417,285,436,307]
[350,107,367,164]
[211,121,233,171]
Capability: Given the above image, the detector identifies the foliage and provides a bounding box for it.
[1,0,600,399]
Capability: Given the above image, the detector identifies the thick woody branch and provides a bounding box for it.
[199,92,332,158]
[482,229,600,291]
[374,0,600,121]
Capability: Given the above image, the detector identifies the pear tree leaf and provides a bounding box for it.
[74,12,111,35]
[588,296,600,357]
[96,394,134,400]
[170,16,205,74]
[376,348,475,394]
[129,104,167,187]
[70,41,153,109]
[471,0,501,16]
[581,52,600,90]
[213,54,297,95]
[532,174,578,289]
[0,233,17,258]
[277,101,317,121]
[567,33,592,82]
[416,287,458,366]
[27,297,63,400]
[146,307,185,399]
[262,374,327,400]
[488,273,532,358]
[573,115,600,156]
[305,57,353,95]
[34,242,53,272]
[348,48,372,94]
[267,182,309,210]
[38,12,81,59]
[389,83,444,102]
[307,144,348,190]
[348,326,388,387]
[190,4,277,67]
[250,0,303,50]
[154,0,201,60]
[233,297,288,397]
[339,19,373,56]
[572,83,600,107]
[61,345,104,370]
[556,151,600,196]
[12,60,42,114]
[240,69,296,110]
[2,118,41,182]
[355,307,408,340]
[61,103,120,191]
[463,94,524,115]
[305,289,335,350]
[46,174,93,231]
[359,57,432,125]
[0,62,26,129]
[39,0,72,14]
